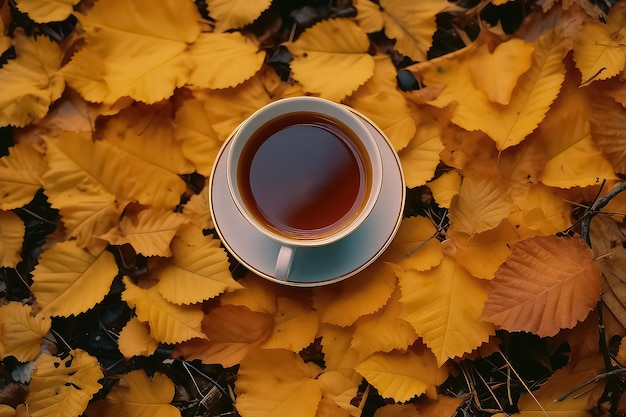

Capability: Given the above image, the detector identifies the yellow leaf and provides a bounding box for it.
[399,121,444,188]
[173,304,273,368]
[182,184,214,230]
[0,405,15,417]
[117,317,158,359]
[0,211,24,268]
[355,348,448,402]
[318,323,361,370]
[188,32,265,89]
[469,39,534,105]
[235,348,322,417]
[87,370,180,417]
[122,277,207,344]
[218,273,278,314]
[345,55,416,151]
[261,296,319,352]
[354,0,384,33]
[427,171,461,208]
[26,349,103,417]
[105,208,188,257]
[154,225,242,304]
[0,302,51,362]
[397,257,495,364]
[312,261,396,327]
[317,370,362,417]
[573,0,626,85]
[0,29,64,127]
[14,0,79,23]
[380,0,448,62]
[508,183,572,234]
[0,143,45,210]
[351,286,418,358]
[538,72,617,187]
[32,242,118,317]
[511,357,604,416]
[422,30,567,150]
[448,173,515,235]
[63,0,200,104]
[52,189,123,253]
[381,216,443,271]
[447,219,520,279]
[43,132,187,208]
[207,0,271,32]
[481,236,602,337]
[288,18,375,102]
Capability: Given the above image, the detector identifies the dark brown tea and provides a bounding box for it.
[237,112,371,239]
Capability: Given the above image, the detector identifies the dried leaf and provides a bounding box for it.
[181,184,213,230]
[14,0,79,23]
[448,173,515,235]
[317,370,362,417]
[399,121,444,188]
[355,348,448,402]
[62,0,200,103]
[381,216,443,271]
[260,296,319,352]
[380,0,448,62]
[122,277,207,344]
[172,304,273,368]
[397,257,495,364]
[351,286,418,358]
[0,143,45,210]
[188,32,265,89]
[0,29,64,127]
[288,18,375,102]
[588,90,626,174]
[26,349,103,417]
[481,236,602,337]
[235,348,322,417]
[0,302,51,362]
[427,171,461,209]
[0,211,24,268]
[219,273,278,315]
[32,242,118,317]
[353,0,384,33]
[87,370,180,417]
[117,317,159,359]
[508,183,572,235]
[154,225,242,304]
[207,0,271,32]
[312,261,396,327]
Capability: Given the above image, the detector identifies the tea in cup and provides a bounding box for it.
[226,97,384,280]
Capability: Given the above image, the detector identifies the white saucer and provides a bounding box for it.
[209,110,405,287]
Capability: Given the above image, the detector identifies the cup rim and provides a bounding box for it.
[226,96,383,247]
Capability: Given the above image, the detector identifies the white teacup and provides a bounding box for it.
[226,97,384,281]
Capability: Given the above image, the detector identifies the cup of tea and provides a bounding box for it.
[226,97,384,281]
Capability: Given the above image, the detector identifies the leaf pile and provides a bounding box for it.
[1,0,626,416]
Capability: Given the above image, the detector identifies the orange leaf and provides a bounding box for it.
[0,211,24,267]
[260,296,319,352]
[312,261,396,327]
[87,370,180,417]
[172,304,273,368]
[235,348,322,417]
[26,349,103,417]
[399,121,444,188]
[219,273,278,314]
[0,302,51,362]
[481,236,602,336]
[588,90,626,174]
[427,171,461,209]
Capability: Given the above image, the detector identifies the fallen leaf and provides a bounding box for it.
[32,242,118,317]
[188,32,265,89]
[312,261,396,327]
[117,317,159,359]
[316,370,362,417]
[181,184,213,230]
[0,29,64,127]
[381,216,443,271]
[353,0,384,33]
[288,18,375,102]
[219,273,278,314]
[0,211,24,268]
[235,348,322,417]
[87,370,180,417]
[207,0,272,32]
[0,302,51,362]
[427,171,461,209]
[355,348,448,402]
[588,90,626,175]
[122,277,207,344]
[26,349,103,417]
[508,183,572,235]
[396,257,495,364]
[14,0,79,23]
[154,225,242,304]
[261,296,319,352]
[0,142,45,211]
[399,121,445,188]
[318,323,361,370]
[481,235,602,337]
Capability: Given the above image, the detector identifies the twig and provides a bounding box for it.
[581,180,626,246]
[498,350,549,417]
[556,368,626,402]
